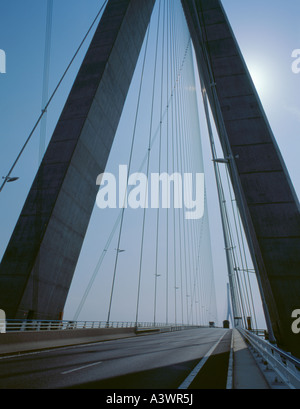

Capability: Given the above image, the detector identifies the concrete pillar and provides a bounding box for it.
[0,0,155,320]
[181,0,300,357]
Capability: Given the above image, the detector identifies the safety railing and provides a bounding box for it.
[250,329,267,338]
[239,328,300,389]
[4,319,204,333]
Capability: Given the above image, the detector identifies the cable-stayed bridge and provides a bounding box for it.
[0,0,299,390]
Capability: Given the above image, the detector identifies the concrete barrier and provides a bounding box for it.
[0,327,136,356]
[135,328,161,335]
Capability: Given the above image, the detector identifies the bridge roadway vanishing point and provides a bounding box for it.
[0,327,274,390]
[0,0,299,361]
[0,0,299,390]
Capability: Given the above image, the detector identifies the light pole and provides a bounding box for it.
[0,176,19,192]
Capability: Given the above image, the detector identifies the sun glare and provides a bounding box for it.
[248,64,268,95]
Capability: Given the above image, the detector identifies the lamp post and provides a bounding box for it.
[0,176,19,192]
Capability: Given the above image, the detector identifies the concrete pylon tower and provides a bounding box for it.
[0,0,155,320]
[0,0,299,360]
[181,0,300,357]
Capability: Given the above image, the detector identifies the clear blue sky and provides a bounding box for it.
[0,1,299,327]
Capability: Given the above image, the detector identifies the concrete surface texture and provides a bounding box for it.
[0,328,230,389]
[232,329,269,389]
[181,0,300,359]
[0,327,137,356]
[0,0,155,321]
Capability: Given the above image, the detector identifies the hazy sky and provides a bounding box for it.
[0,1,299,327]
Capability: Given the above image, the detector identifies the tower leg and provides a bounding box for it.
[181,0,300,357]
[0,0,155,320]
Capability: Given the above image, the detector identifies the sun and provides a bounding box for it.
[248,64,267,95]
[245,58,276,104]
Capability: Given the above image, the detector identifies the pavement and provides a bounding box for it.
[0,328,230,389]
[0,327,137,356]
[0,327,272,389]
[232,329,270,389]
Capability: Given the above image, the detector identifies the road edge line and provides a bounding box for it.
[226,329,234,389]
[178,331,228,390]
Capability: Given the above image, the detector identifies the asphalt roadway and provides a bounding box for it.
[0,328,231,389]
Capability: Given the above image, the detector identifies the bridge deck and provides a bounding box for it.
[0,328,270,389]
[232,329,269,389]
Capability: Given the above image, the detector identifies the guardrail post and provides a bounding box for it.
[239,328,300,389]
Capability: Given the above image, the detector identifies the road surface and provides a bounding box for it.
[0,328,231,389]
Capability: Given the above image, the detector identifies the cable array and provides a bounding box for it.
[73,0,218,327]
[0,0,108,192]
[1,0,262,330]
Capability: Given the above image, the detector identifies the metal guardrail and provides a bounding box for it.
[4,319,204,333]
[239,328,300,389]
[250,329,267,338]
[5,320,133,332]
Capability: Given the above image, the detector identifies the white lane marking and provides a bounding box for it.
[178,331,228,389]
[61,361,102,375]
